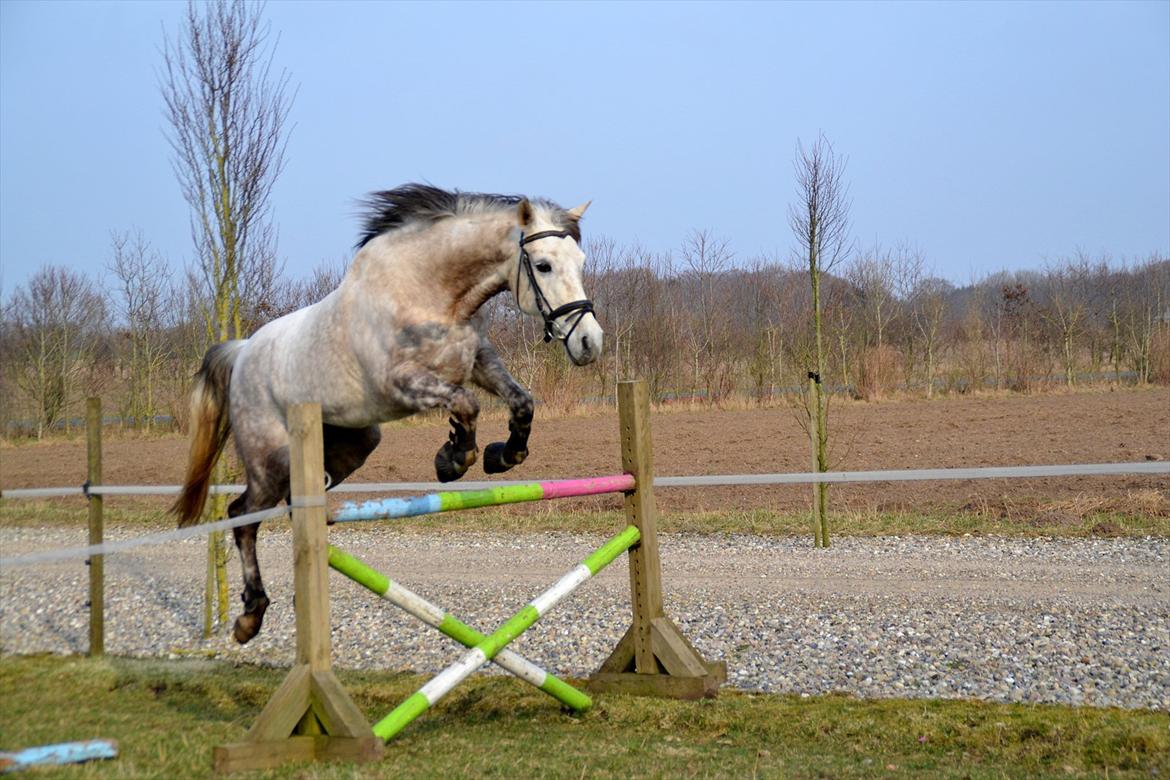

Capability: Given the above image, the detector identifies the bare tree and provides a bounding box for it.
[788,134,851,548]
[7,267,107,438]
[745,257,787,402]
[1041,253,1094,387]
[1122,255,1170,384]
[161,0,293,343]
[161,0,294,637]
[108,230,174,429]
[848,246,901,353]
[847,243,922,398]
[909,274,953,398]
[679,230,733,401]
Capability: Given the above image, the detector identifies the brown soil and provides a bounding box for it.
[2,387,1168,518]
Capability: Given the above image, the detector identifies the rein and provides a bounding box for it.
[516,230,595,344]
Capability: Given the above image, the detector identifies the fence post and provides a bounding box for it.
[86,398,103,657]
[588,379,725,699]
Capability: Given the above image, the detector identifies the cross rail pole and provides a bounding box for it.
[372,524,641,741]
[327,545,592,712]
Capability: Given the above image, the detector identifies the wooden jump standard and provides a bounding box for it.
[213,379,723,773]
[212,405,382,774]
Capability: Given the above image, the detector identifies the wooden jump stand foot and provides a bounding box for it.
[213,405,381,774]
[588,380,726,700]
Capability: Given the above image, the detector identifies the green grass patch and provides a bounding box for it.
[0,655,1165,778]
[3,498,1168,539]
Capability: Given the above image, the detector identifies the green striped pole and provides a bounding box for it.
[327,545,591,712]
[372,524,641,742]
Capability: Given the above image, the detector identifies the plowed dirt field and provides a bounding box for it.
[3,388,1167,520]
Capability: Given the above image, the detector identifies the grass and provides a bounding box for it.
[0,655,1166,779]
[3,497,1168,539]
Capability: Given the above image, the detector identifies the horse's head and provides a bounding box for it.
[508,199,604,366]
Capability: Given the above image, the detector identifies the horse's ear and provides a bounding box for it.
[566,200,591,221]
[517,198,534,226]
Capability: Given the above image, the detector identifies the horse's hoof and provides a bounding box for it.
[232,614,261,644]
[435,444,476,482]
[483,442,526,474]
[232,593,269,644]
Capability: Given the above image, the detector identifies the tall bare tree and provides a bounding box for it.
[161,0,294,637]
[789,134,851,548]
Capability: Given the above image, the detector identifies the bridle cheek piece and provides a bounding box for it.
[516,230,595,344]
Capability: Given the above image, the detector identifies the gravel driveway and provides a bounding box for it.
[2,525,1167,711]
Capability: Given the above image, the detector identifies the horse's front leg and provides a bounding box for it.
[471,339,534,474]
[393,369,480,482]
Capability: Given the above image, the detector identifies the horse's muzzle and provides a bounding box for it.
[566,316,603,366]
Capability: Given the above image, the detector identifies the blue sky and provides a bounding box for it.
[1,0,1167,293]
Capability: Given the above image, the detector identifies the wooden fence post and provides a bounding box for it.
[86,398,103,657]
[589,379,725,699]
[213,404,381,773]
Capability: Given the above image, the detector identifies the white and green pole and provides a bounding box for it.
[327,545,591,712]
[372,524,641,742]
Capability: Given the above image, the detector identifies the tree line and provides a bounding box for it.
[2,240,1165,439]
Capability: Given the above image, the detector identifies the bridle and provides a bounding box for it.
[515,229,595,344]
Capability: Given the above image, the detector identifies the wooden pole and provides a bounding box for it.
[808,376,822,547]
[589,379,724,699]
[86,398,103,657]
[287,404,333,671]
[618,379,664,673]
[213,404,380,773]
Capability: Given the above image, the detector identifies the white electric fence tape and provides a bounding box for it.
[1,462,1165,569]
[0,505,291,568]
[3,461,1165,500]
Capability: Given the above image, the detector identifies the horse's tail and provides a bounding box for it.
[172,340,247,528]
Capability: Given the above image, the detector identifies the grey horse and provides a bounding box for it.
[173,184,602,644]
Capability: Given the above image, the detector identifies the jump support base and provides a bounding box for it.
[587,617,726,700]
[213,735,381,774]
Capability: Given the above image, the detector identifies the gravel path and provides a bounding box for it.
[2,526,1167,711]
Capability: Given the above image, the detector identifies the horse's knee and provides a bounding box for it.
[449,388,480,425]
[513,395,533,426]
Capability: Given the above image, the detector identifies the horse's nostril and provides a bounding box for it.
[582,335,591,353]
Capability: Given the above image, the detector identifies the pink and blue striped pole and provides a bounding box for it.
[332,474,635,523]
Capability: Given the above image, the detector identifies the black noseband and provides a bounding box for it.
[516,230,595,344]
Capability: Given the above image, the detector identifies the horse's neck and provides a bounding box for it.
[348,215,513,323]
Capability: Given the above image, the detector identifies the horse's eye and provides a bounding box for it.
[535,261,552,273]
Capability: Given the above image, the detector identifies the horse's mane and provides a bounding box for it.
[357,183,581,248]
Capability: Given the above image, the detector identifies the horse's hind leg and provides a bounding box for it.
[226,425,378,644]
[227,446,290,644]
[227,497,268,644]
